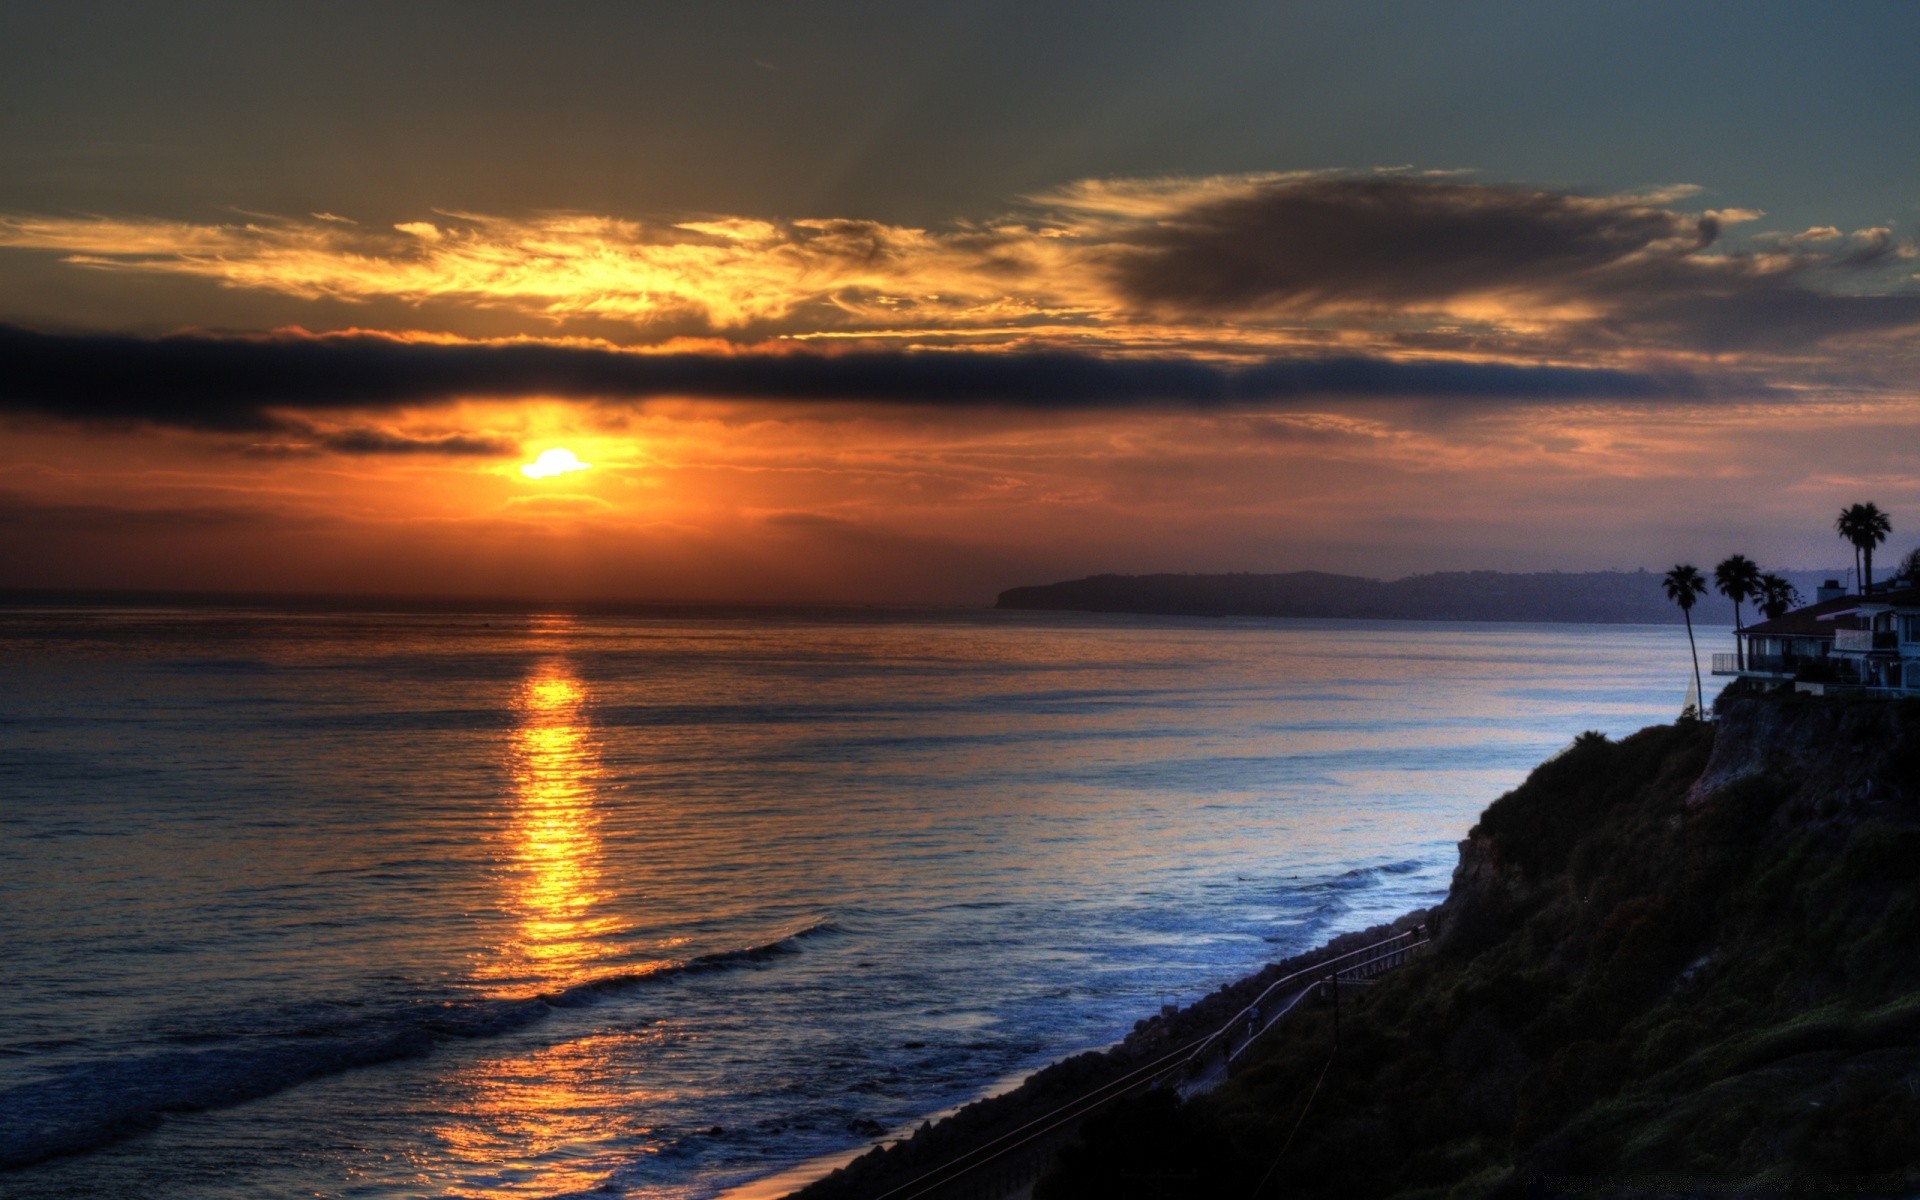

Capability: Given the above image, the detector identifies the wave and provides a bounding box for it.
[0,922,836,1173]
[1331,857,1427,883]
[1256,859,1443,944]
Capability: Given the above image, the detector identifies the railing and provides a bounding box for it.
[1182,929,1426,1071]
[1712,652,1795,675]
[1834,629,1898,652]
[1712,651,1866,677]
[1719,655,1913,693]
[1330,939,1424,984]
[865,927,1428,1200]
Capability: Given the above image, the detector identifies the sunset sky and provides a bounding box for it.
[4,1,1918,602]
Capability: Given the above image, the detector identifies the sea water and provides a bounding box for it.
[0,607,1727,1198]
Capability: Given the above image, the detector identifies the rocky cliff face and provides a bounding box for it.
[1686,692,1919,811]
[1040,695,1920,1200]
[1435,695,1920,958]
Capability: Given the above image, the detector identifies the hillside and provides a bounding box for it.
[995,570,1842,625]
[1037,692,1920,1197]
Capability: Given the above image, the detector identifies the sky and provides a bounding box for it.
[3,0,1918,603]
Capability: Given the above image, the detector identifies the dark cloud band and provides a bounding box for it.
[1112,177,1920,352]
[0,324,1705,433]
[1116,178,1701,312]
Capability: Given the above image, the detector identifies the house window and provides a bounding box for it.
[1901,614,1920,644]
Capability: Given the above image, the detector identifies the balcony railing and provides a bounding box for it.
[1713,653,1798,675]
[1719,655,1908,690]
[1834,628,1898,652]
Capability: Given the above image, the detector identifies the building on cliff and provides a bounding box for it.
[1716,579,1920,694]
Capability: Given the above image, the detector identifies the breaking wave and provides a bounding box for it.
[0,922,836,1171]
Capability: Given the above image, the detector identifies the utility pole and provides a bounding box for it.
[1328,970,1340,1051]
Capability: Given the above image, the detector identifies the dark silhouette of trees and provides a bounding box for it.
[1758,573,1801,620]
[1894,545,1920,587]
[1836,503,1893,595]
[1714,555,1761,668]
[1663,564,1708,717]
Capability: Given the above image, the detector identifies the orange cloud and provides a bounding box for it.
[5,174,1914,374]
[0,208,1110,334]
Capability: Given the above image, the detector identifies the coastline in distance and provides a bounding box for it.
[995,568,1843,626]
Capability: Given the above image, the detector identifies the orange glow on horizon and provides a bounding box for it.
[7,391,1920,605]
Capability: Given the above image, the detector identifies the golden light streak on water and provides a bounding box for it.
[430,1029,664,1199]
[480,656,621,994]
[430,652,658,1196]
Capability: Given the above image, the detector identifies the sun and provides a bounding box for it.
[520,448,592,479]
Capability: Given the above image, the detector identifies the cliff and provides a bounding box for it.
[1038,692,1920,1197]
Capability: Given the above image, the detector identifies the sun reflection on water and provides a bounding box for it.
[430,1030,662,1199]
[483,660,620,994]
[428,654,656,1197]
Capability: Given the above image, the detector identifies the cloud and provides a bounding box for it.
[314,428,514,455]
[0,489,273,532]
[1832,226,1910,270]
[502,493,616,511]
[241,427,517,457]
[0,324,1708,432]
[0,208,1095,335]
[1112,177,1706,312]
[1111,178,1920,353]
[0,173,1914,370]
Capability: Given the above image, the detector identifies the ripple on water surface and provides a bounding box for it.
[0,608,1725,1197]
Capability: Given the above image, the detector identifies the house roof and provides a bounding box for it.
[1740,583,1920,638]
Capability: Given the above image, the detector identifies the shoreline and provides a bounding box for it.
[771,908,1430,1200]
[713,1064,1043,1200]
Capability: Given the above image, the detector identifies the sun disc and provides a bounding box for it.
[520,448,592,479]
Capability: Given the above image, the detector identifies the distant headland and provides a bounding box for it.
[994,569,1844,626]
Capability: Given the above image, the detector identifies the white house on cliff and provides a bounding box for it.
[1715,578,1920,695]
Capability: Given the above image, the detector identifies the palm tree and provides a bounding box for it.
[1836,503,1893,594]
[1758,573,1801,620]
[1837,503,1866,590]
[1664,564,1708,717]
[1714,554,1761,668]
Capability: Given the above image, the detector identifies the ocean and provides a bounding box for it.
[0,606,1727,1198]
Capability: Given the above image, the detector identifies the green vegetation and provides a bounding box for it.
[1037,697,1920,1198]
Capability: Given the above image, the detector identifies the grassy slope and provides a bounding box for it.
[1038,697,1920,1199]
